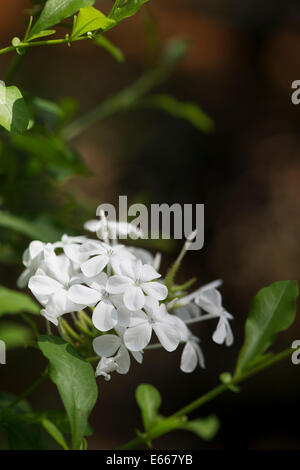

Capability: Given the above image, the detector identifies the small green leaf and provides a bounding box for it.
[93,35,124,62]
[27,29,56,41]
[28,0,95,38]
[72,6,115,38]
[141,94,214,133]
[41,418,69,450]
[0,85,33,133]
[37,335,98,449]
[181,415,220,441]
[0,287,39,317]
[0,321,33,349]
[136,384,161,432]
[219,372,240,392]
[235,280,299,375]
[111,0,149,23]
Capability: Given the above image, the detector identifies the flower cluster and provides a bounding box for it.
[18,216,234,381]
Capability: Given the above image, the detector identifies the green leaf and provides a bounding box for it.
[29,0,95,38]
[136,384,161,431]
[41,409,93,436]
[27,29,56,41]
[0,321,33,349]
[0,85,33,133]
[93,35,124,62]
[111,0,149,23]
[0,286,39,317]
[40,418,69,450]
[72,6,115,38]
[37,335,98,449]
[181,415,220,441]
[235,280,299,375]
[141,94,214,133]
[0,211,63,242]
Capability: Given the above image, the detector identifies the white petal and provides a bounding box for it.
[123,286,145,310]
[93,334,121,357]
[124,322,152,351]
[40,308,61,326]
[180,342,198,373]
[131,350,143,364]
[195,288,222,315]
[68,284,101,306]
[142,281,168,301]
[195,342,205,368]
[29,275,61,296]
[106,275,131,294]
[153,322,179,352]
[92,301,118,332]
[28,240,44,259]
[81,255,108,277]
[44,254,71,286]
[116,346,131,374]
[140,264,160,282]
[128,310,149,327]
[225,322,234,346]
[84,219,101,232]
[17,269,31,288]
[212,318,226,344]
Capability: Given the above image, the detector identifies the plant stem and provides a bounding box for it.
[3,52,27,84]
[62,41,186,140]
[0,35,89,56]
[117,346,299,450]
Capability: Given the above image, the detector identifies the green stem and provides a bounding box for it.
[0,35,89,56]
[62,42,186,141]
[117,346,299,450]
[3,52,27,84]
[109,0,122,18]
[62,68,167,140]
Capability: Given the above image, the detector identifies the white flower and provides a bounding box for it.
[84,219,143,240]
[28,252,84,325]
[68,272,131,331]
[95,357,119,381]
[106,259,168,311]
[179,279,223,306]
[195,288,233,346]
[80,241,134,277]
[93,327,143,378]
[54,234,87,262]
[171,316,205,373]
[124,297,179,352]
[181,336,205,373]
[17,241,49,288]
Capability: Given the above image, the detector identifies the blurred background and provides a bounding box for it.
[1,0,300,450]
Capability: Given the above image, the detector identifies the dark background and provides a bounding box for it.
[1,0,300,449]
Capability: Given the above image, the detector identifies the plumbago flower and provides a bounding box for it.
[107,259,168,310]
[18,215,234,381]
